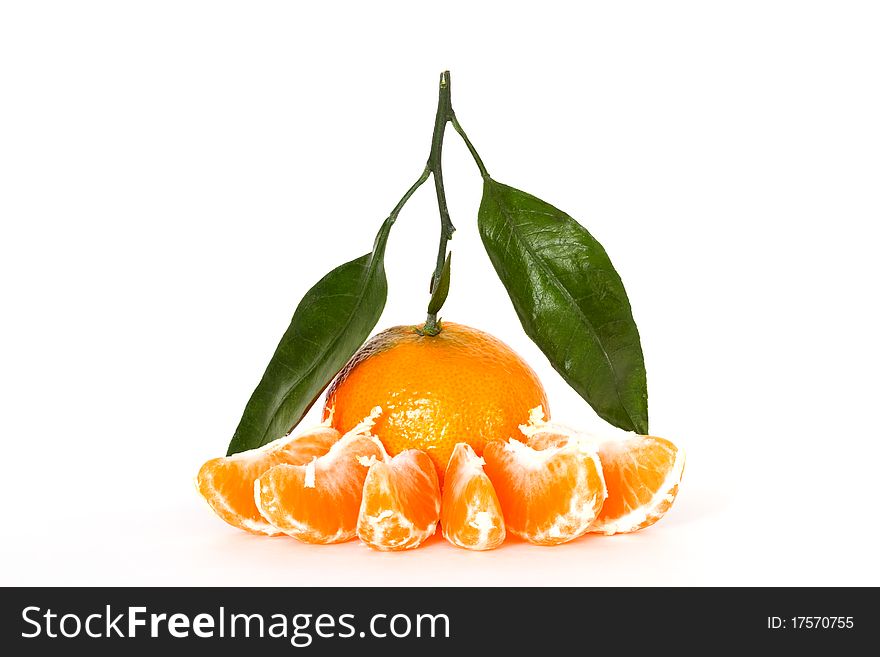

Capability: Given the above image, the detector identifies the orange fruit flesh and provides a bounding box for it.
[196,426,340,535]
[482,413,606,546]
[441,443,505,551]
[255,413,387,544]
[323,322,549,476]
[357,449,441,551]
[590,435,685,535]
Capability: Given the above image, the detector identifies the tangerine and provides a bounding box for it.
[440,442,506,550]
[323,322,549,475]
[482,409,606,545]
[590,434,685,535]
[357,449,441,551]
[196,424,340,535]
[254,409,386,544]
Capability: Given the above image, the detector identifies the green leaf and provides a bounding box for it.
[427,252,452,316]
[226,217,394,455]
[478,179,648,434]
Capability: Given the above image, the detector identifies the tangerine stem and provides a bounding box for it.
[451,113,489,179]
[423,71,456,335]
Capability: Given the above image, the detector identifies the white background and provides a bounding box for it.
[2,1,879,586]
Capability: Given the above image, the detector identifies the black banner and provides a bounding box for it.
[0,587,869,653]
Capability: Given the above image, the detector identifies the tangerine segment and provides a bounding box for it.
[483,412,606,546]
[357,449,441,551]
[440,443,505,551]
[196,425,340,535]
[323,322,549,476]
[590,435,685,535]
[255,410,387,544]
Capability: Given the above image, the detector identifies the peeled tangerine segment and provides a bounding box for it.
[590,434,685,535]
[196,424,341,535]
[357,449,441,551]
[255,409,387,544]
[441,443,506,550]
[482,409,606,546]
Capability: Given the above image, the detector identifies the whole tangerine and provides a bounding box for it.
[322,322,549,475]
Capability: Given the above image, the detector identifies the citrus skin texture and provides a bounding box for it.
[323,322,549,475]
